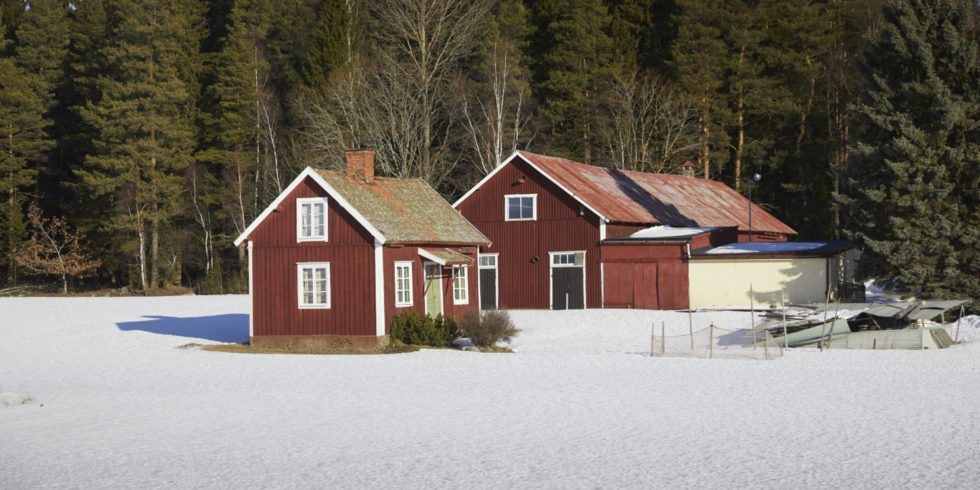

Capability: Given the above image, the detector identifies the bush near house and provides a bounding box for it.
[391,312,458,347]
[459,310,519,347]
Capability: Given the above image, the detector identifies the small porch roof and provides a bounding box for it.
[418,248,473,266]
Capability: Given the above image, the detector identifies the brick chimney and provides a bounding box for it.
[681,161,695,177]
[345,149,376,183]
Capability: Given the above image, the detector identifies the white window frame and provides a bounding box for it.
[394,261,413,307]
[297,262,331,309]
[296,197,329,242]
[504,194,537,221]
[452,265,469,305]
[550,251,585,267]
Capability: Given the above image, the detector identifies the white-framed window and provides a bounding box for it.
[452,265,469,304]
[395,261,413,307]
[505,194,537,221]
[478,254,497,269]
[296,197,329,242]
[297,262,331,308]
[551,251,585,267]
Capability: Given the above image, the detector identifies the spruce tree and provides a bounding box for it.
[304,0,360,90]
[0,9,50,285]
[78,0,197,291]
[532,0,614,164]
[845,0,980,305]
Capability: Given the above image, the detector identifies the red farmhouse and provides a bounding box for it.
[235,150,489,349]
[454,151,797,311]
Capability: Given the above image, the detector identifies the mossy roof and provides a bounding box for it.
[318,171,490,246]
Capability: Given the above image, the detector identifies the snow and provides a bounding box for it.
[700,241,841,254]
[2,295,980,488]
[617,225,716,240]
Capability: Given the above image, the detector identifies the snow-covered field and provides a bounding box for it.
[2,295,979,489]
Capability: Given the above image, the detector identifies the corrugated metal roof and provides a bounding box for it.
[318,172,490,246]
[517,151,796,235]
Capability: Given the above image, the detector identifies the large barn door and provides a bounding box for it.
[550,251,585,310]
[602,262,659,310]
[634,263,659,310]
[478,254,498,310]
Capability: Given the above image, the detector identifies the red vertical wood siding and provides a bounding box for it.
[381,246,480,332]
[456,158,602,309]
[600,242,689,310]
[248,177,377,336]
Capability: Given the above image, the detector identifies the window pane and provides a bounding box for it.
[508,198,519,219]
[314,204,324,236]
[302,204,312,236]
[521,197,532,218]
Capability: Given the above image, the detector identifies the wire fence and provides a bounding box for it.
[650,323,783,360]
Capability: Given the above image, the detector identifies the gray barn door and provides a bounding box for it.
[552,268,584,310]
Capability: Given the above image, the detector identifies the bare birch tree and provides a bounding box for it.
[600,70,700,174]
[462,39,531,176]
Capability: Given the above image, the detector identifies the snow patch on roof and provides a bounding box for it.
[618,225,717,240]
[698,241,849,255]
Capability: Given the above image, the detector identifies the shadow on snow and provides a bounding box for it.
[117,314,249,343]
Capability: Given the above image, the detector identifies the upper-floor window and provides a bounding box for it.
[297,262,331,308]
[395,261,413,307]
[505,194,536,221]
[297,197,329,242]
[452,266,469,304]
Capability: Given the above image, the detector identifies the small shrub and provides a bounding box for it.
[459,310,519,347]
[390,311,459,346]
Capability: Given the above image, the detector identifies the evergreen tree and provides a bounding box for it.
[304,0,361,90]
[531,0,614,164]
[670,0,728,179]
[78,0,197,291]
[845,0,980,305]
[0,9,52,285]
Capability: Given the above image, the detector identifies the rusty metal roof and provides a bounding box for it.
[517,151,796,235]
[317,171,490,246]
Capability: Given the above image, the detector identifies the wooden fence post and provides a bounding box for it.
[688,308,695,352]
[955,306,963,343]
[650,322,656,357]
[781,290,789,349]
[709,324,714,359]
[750,283,756,350]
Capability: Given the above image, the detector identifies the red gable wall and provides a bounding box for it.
[456,157,603,309]
[248,176,377,337]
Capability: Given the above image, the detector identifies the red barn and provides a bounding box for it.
[454,151,797,311]
[235,150,490,349]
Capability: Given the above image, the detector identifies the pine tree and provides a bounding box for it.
[78,0,197,291]
[532,0,614,164]
[845,0,980,305]
[670,0,728,179]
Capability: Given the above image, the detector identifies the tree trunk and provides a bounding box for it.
[734,44,745,192]
[150,215,159,290]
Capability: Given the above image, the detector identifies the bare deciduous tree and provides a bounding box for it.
[299,0,490,189]
[462,39,531,177]
[600,70,700,174]
[15,203,100,293]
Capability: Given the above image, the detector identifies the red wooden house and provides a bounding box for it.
[454,151,798,311]
[235,150,489,349]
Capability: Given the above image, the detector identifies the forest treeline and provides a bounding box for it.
[0,0,977,305]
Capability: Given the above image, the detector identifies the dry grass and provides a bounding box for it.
[198,342,420,355]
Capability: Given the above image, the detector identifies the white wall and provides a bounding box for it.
[689,257,829,308]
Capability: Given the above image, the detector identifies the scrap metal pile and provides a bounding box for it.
[755,300,968,350]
